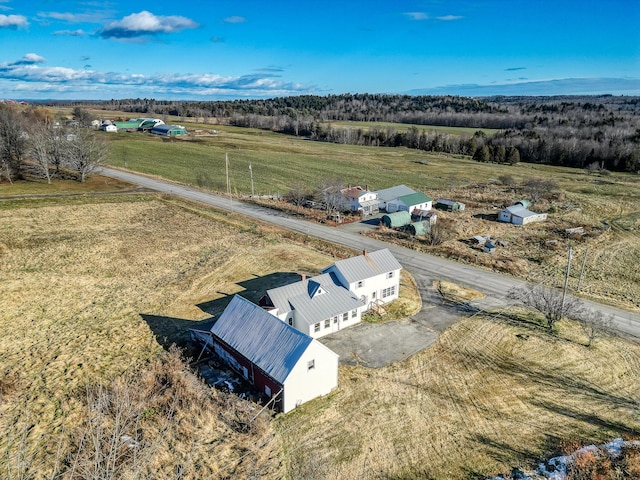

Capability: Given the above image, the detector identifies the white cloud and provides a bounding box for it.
[53,29,86,36]
[0,14,28,28]
[404,12,429,21]
[0,55,312,99]
[436,15,463,21]
[100,10,198,39]
[37,11,110,24]
[20,53,46,64]
[224,15,246,24]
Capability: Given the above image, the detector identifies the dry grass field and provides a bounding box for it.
[277,312,640,479]
[1,180,639,478]
[0,189,348,478]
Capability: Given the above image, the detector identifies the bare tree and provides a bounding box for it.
[28,125,59,184]
[507,283,583,331]
[0,106,28,183]
[285,181,312,211]
[425,219,455,246]
[316,177,345,214]
[576,309,613,347]
[522,178,559,203]
[64,128,108,182]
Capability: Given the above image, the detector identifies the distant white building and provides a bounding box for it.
[498,200,547,225]
[386,192,433,214]
[102,124,117,133]
[374,185,416,211]
[338,186,379,216]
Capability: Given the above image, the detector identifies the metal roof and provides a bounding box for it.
[322,248,402,284]
[374,185,415,202]
[209,295,312,384]
[504,205,539,218]
[151,124,186,133]
[266,273,365,327]
[396,192,433,205]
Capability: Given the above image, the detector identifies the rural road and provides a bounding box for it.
[101,167,640,340]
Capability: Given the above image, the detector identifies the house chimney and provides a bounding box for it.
[365,184,369,191]
[301,273,307,281]
[363,249,368,257]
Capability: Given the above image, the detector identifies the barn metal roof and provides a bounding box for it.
[266,273,365,326]
[209,295,312,384]
[374,185,415,202]
[322,248,402,285]
[396,192,432,206]
[504,205,539,219]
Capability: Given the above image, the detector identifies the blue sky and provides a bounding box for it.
[0,0,638,100]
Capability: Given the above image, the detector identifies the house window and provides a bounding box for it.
[265,385,271,397]
[314,323,320,333]
[308,359,315,370]
[387,271,394,279]
[357,280,364,288]
[343,312,348,321]
[333,316,338,324]
[351,309,357,318]
[382,286,396,298]
[288,318,293,326]
[324,319,330,328]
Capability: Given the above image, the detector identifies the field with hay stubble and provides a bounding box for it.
[1,184,639,478]
[0,192,343,478]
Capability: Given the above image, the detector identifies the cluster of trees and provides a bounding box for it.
[42,93,640,172]
[0,105,107,184]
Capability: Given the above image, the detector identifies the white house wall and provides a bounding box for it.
[282,341,339,413]
[348,270,401,307]
[300,307,364,339]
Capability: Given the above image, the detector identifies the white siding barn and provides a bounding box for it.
[386,192,433,214]
[322,249,402,309]
[498,201,548,225]
[192,295,338,413]
[374,185,416,211]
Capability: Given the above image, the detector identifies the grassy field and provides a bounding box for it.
[1,181,639,478]
[277,311,640,479]
[0,190,350,478]
[321,120,499,136]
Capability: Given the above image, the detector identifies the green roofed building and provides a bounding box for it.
[386,192,433,214]
[150,124,188,136]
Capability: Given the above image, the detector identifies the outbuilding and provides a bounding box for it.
[151,124,188,136]
[386,192,433,214]
[406,221,431,236]
[374,185,416,211]
[381,211,412,229]
[435,198,465,212]
[498,200,547,225]
[191,295,339,413]
[101,124,117,133]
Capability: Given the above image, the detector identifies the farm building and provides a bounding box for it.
[338,186,379,216]
[435,198,465,212]
[151,124,188,136]
[498,200,547,225]
[322,249,402,310]
[386,192,433,214]
[115,121,139,131]
[381,211,412,229]
[260,273,366,339]
[136,118,165,131]
[101,124,117,133]
[191,295,339,413]
[406,221,431,236]
[90,119,101,129]
[374,185,416,211]
[412,210,437,225]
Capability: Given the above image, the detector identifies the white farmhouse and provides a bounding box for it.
[260,273,366,339]
[322,249,402,309]
[339,186,379,216]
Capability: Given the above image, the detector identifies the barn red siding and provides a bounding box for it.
[211,337,283,410]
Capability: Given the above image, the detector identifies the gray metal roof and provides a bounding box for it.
[504,205,539,218]
[374,185,415,203]
[266,274,365,327]
[322,248,402,284]
[209,295,312,384]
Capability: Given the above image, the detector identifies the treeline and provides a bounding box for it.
[41,94,640,172]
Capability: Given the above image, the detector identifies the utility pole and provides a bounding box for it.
[249,162,254,198]
[225,152,232,208]
[561,246,573,316]
[577,248,589,291]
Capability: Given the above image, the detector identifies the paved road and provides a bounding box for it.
[101,167,640,340]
